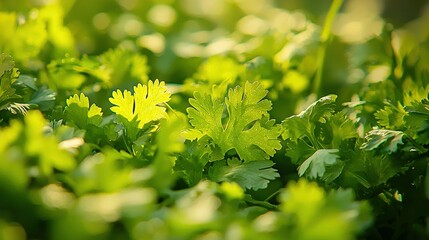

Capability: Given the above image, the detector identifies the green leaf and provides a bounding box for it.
[208,158,280,190]
[361,129,405,154]
[0,53,14,76]
[374,103,406,129]
[404,99,429,145]
[328,112,358,147]
[174,140,210,186]
[285,139,316,165]
[187,91,224,139]
[282,94,337,143]
[0,53,20,111]
[341,150,405,189]
[298,149,344,183]
[65,93,103,129]
[29,86,56,111]
[109,79,170,129]
[187,81,282,161]
[15,75,37,90]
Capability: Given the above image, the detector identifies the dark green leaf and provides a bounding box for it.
[298,149,344,183]
[361,129,405,154]
[208,158,279,190]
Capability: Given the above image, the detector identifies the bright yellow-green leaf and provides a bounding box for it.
[110,89,135,122]
[65,93,103,128]
[109,79,171,128]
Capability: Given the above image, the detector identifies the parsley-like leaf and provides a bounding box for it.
[361,129,405,154]
[404,99,429,145]
[282,94,337,144]
[208,157,280,190]
[174,140,210,186]
[109,79,170,129]
[298,149,344,183]
[340,150,405,189]
[374,103,407,129]
[65,93,103,129]
[29,86,56,111]
[187,81,282,161]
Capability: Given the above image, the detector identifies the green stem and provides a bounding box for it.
[406,135,426,153]
[313,0,344,97]
[165,102,180,118]
[244,194,278,210]
[264,189,281,202]
[123,130,134,154]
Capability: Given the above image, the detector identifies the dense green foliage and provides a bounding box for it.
[1,0,429,239]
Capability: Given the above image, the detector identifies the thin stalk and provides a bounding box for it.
[264,189,281,202]
[165,102,179,118]
[123,130,134,154]
[313,0,344,97]
[244,194,278,210]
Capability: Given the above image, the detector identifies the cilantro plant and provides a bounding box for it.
[1,0,429,239]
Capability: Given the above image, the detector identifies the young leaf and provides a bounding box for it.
[208,158,280,190]
[65,93,103,129]
[109,79,170,129]
[187,81,282,161]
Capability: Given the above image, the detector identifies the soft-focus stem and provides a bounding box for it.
[313,0,344,97]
